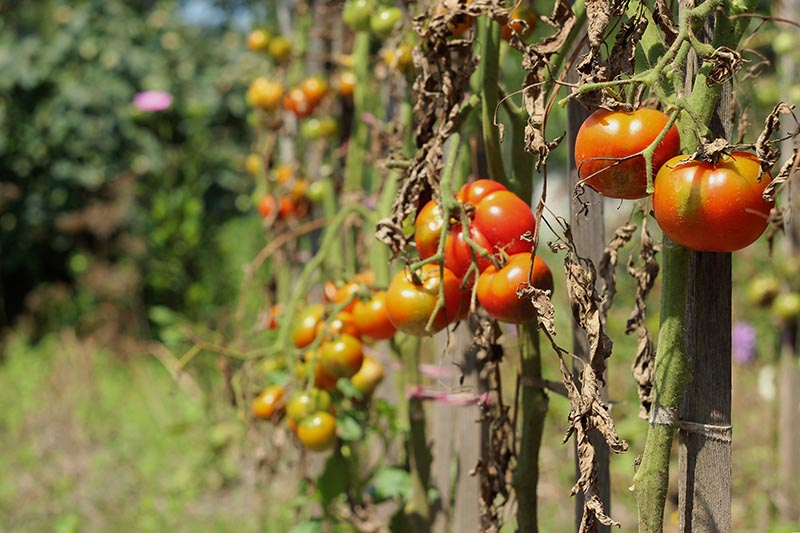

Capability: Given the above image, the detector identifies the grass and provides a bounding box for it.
[0,330,299,533]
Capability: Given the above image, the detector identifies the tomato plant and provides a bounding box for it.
[297,411,337,452]
[477,253,553,324]
[385,263,467,336]
[574,108,681,199]
[251,385,285,419]
[652,152,773,252]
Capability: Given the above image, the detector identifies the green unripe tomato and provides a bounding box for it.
[305,180,327,203]
[370,6,403,37]
[772,292,800,323]
[342,0,373,31]
[747,276,780,307]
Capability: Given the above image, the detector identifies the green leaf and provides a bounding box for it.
[336,414,363,442]
[317,453,349,509]
[288,520,323,533]
[368,467,411,502]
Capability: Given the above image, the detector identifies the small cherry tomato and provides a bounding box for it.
[352,291,397,340]
[245,153,263,176]
[320,333,364,379]
[575,108,681,199]
[324,271,373,313]
[286,388,333,424]
[284,87,312,118]
[477,253,553,323]
[652,152,772,252]
[385,263,468,336]
[246,77,284,111]
[333,70,357,98]
[247,29,271,52]
[501,7,537,41]
[370,6,403,37]
[350,356,385,396]
[316,311,361,340]
[257,194,276,219]
[251,385,285,419]
[342,0,373,31]
[300,76,328,107]
[292,304,325,348]
[267,35,292,63]
[297,411,337,452]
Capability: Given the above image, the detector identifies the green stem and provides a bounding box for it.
[344,31,372,193]
[514,320,548,533]
[632,243,691,532]
[476,15,506,184]
[633,2,758,530]
[394,333,431,531]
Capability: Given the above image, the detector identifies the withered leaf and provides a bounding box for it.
[755,102,796,175]
[652,0,677,45]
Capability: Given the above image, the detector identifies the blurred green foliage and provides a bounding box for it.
[0,0,263,329]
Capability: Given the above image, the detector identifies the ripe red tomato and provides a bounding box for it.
[472,190,535,256]
[324,271,373,312]
[414,200,446,260]
[257,194,277,218]
[292,304,325,348]
[251,385,285,419]
[443,222,493,279]
[385,263,468,336]
[350,356,385,396]
[297,411,337,452]
[574,108,681,199]
[477,253,554,323]
[652,152,773,252]
[456,179,507,204]
[352,291,397,340]
[319,333,364,378]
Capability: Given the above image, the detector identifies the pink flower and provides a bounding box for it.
[418,363,457,379]
[133,90,173,112]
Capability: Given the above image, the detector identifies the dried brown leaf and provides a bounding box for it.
[763,148,799,203]
[652,0,677,45]
[598,221,637,315]
[609,14,647,78]
[755,102,796,175]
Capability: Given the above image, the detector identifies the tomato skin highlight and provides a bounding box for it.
[292,304,325,348]
[652,152,773,252]
[575,108,681,199]
[385,263,467,336]
[477,254,553,323]
[414,200,445,260]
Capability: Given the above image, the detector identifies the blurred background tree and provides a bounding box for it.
[0,0,265,339]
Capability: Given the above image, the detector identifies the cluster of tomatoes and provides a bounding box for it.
[248,163,317,223]
[574,108,774,252]
[252,272,393,452]
[384,179,554,337]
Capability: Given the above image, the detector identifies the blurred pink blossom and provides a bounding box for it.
[732,321,757,365]
[418,363,457,379]
[406,385,488,407]
[133,90,173,112]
